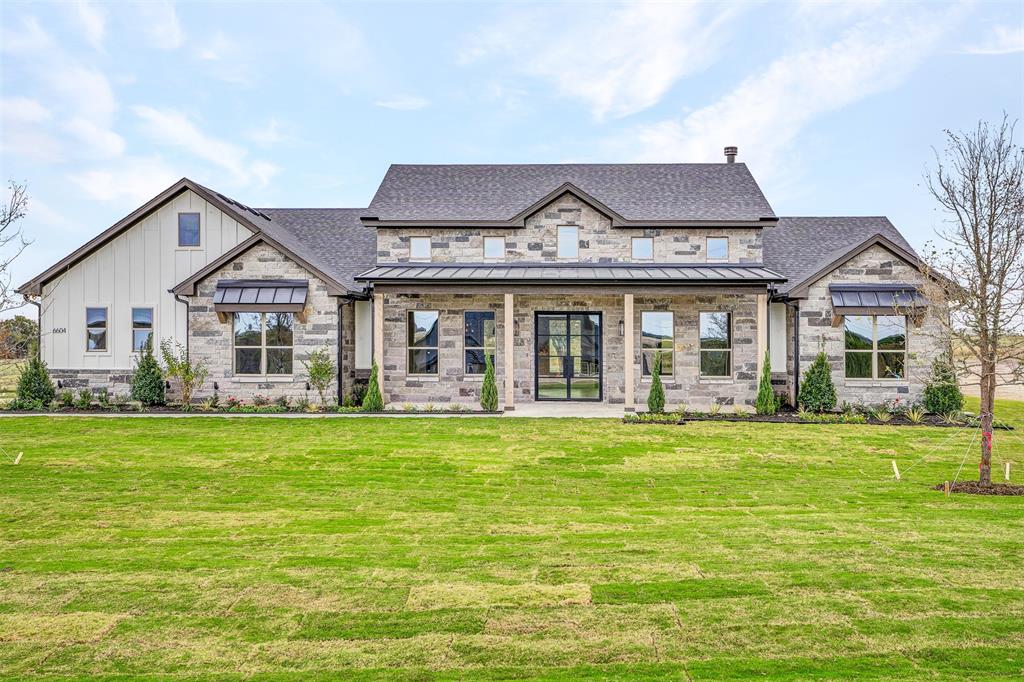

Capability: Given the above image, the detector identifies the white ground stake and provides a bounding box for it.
[13,452,21,465]
[892,460,901,481]
[1006,461,1011,482]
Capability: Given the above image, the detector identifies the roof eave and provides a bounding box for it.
[784,233,927,299]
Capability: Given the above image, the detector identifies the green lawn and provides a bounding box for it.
[1,402,1023,680]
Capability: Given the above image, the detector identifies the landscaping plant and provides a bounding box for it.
[647,351,666,414]
[14,351,55,408]
[798,351,837,413]
[160,339,208,409]
[480,353,498,411]
[923,353,964,415]
[303,346,336,406]
[755,350,778,415]
[130,338,165,406]
[363,362,384,412]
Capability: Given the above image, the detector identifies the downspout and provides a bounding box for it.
[173,293,190,356]
[337,298,345,403]
[791,299,800,404]
[25,295,42,359]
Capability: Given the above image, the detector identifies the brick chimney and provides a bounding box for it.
[724,146,738,163]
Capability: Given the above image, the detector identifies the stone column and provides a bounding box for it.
[756,293,768,377]
[373,292,384,396]
[504,293,514,411]
[623,292,635,411]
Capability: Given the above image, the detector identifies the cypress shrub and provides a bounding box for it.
[130,339,165,405]
[647,351,666,414]
[480,353,498,412]
[755,350,777,415]
[363,362,384,412]
[798,351,837,413]
[15,353,55,406]
[923,353,964,415]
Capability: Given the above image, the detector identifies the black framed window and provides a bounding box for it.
[464,311,496,374]
[178,212,200,247]
[845,315,906,379]
[699,311,731,377]
[86,307,107,352]
[233,312,294,375]
[407,310,439,375]
[641,311,673,376]
[131,307,154,352]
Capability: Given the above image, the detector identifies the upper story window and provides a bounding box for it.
[557,226,579,260]
[464,311,496,374]
[483,237,504,261]
[699,311,731,377]
[706,237,728,262]
[631,237,654,261]
[844,315,906,379]
[233,312,294,376]
[131,307,154,352]
[178,212,200,247]
[86,307,107,352]
[407,310,439,375]
[409,237,431,262]
[641,311,673,377]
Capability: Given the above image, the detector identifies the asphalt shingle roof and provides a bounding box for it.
[763,217,918,294]
[366,163,776,223]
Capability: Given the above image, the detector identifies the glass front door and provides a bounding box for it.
[535,312,602,401]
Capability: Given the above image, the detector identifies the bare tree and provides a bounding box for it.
[924,116,1024,486]
[1,181,31,315]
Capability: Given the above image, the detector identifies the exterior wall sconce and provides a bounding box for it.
[618,320,625,336]
[213,382,219,391]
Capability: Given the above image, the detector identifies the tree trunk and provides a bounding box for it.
[979,359,995,486]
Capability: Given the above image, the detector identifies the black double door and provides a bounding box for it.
[535,312,602,401]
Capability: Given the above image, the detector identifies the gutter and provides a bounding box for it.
[172,293,191,356]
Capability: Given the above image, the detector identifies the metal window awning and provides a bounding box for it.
[213,279,308,313]
[829,284,927,315]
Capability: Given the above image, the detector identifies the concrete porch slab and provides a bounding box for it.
[503,403,625,418]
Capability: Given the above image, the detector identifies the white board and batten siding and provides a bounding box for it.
[40,190,254,369]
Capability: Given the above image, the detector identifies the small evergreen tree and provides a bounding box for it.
[647,351,666,414]
[798,351,837,413]
[130,338,165,405]
[303,346,336,406]
[363,361,384,412]
[15,351,55,406]
[161,340,207,409]
[480,353,498,411]
[755,350,778,415]
[923,352,964,415]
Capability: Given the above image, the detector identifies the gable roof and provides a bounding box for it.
[763,216,920,296]
[363,163,777,226]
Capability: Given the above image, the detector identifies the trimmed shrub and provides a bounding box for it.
[480,353,498,412]
[130,339,165,406]
[647,351,666,414]
[798,351,837,413]
[363,362,384,412]
[923,353,964,415]
[755,350,777,415]
[15,353,55,406]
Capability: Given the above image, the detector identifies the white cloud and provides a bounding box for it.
[0,98,63,163]
[246,118,287,146]
[193,30,254,84]
[460,2,742,120]
[609,5,964,181]
[63,117,125,159]
[962,24,1024,55]
[137,0,184,50]
[131,106,279,187]
[72,0,106,51]
[374,95,430,111]
[69,156,179,203]
[0,16,53,54]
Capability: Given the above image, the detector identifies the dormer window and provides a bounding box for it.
[483,236,504,261]
[631,237,653,261]
[409,237,431,262]
[557,226,579,260]
[706,237,728,262]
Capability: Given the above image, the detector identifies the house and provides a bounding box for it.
[17,148,943,411]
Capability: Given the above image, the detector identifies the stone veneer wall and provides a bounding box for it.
[378,289,761,410]
[377,194,762,265]
[796,244,944,406]
[50,369,134,396]
[189,242,346,402]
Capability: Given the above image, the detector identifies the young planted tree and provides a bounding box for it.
[160,339,208,409]
[480,353,498,412]
[755,350,777,415]
[923,116,1024,485]
[798,352,837,413]
[14,349,55,408]
[647,351,665,414]
[303,346,336,406]
[922,352,964,416]
[363,361,384,412]
[130,338,165,405]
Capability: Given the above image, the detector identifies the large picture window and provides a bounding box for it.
[641,311,673,376]
[131,307,154,352]
[86,307,107,352]
[407,310,439,375]
[699,311,731,377]
[845,315,906,379]
[464,311,496,374]
[234,312,294,376]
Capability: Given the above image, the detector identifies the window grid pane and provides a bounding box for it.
[233,312,294,376]
[464,311,496,374]
[86,308,107,352]
[843,314,907,379]
[408,310,439,374]
[132,308,154,352]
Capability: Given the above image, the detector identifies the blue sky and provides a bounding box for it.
[1,0,1022,311]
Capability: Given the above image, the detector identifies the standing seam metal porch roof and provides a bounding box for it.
[356,263,786,284]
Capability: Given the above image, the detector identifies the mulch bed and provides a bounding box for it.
[932,481,1024,496]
